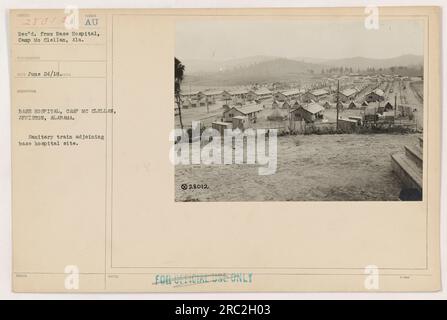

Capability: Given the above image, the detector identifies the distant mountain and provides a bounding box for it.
[179,54,423,75]
[316,54,423,69]
[179,55,277,74]
[183,58,323,86]
[181,54,423,86]
[293,57,330,64]
[223,58,321,74]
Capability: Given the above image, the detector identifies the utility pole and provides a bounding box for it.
[288,100,292,131]
[336,80,340,131]
[394,94,397,119]
[206,97,209,113]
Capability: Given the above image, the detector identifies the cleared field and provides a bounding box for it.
[176,102,225,128]
[411,81,423,101]
[401,80,424,129]
[175,133,418,201]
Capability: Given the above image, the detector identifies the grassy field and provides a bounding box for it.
[175,133,419,201]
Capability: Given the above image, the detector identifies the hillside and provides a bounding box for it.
[321,54,423,69]
[183,58,322,86]
[180,54,424,86]
[180,55,277,74]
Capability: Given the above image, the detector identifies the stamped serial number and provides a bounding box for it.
[181,183,209,190]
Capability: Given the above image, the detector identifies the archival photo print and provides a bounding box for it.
[174,18,424,202]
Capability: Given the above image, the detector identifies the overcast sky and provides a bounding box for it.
[176,19,424,61]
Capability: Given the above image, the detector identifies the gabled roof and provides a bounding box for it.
[204,90,223,96]
[226,105,263,115]
[239,105,264,114]
[341,88,358,97]
[310,89,329,96]
[254,88,272,95]
[303,102,324,114]
[229,89,249,95]
[281,89,303,96]
[373,89,385,96]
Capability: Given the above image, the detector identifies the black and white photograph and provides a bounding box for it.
[3,2,444,299]
[174,19,424,202]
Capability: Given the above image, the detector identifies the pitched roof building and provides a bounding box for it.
[223,105,264,123]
